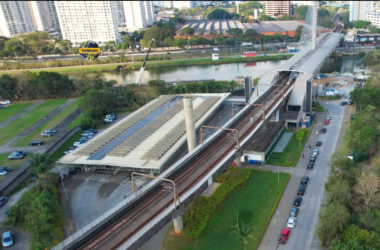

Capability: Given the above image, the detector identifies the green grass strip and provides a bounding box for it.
[0,102,34,123]
[16,99,82,146]
[0,99,67,146]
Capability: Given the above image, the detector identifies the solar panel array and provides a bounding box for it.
[73,95,175,156]
[141,96,220,161]
[106,97,196,157]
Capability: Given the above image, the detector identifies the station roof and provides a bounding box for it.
[288,73,312,106]
[57,93,227,172]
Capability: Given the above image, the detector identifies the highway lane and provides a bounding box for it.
[279,101,344,250]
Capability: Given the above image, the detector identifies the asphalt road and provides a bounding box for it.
[277,101,345,250]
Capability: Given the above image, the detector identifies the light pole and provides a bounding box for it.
[61,176,68,199]
[277,212,280,236]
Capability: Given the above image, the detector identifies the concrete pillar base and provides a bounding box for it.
[276,109,279,122]
[173,216,184,234]
[235,150,242,167]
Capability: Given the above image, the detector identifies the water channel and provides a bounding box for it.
[102,56,362,85]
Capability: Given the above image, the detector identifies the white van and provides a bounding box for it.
[213,48,219,51]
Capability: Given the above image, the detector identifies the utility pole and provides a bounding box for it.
[235,37,239,58]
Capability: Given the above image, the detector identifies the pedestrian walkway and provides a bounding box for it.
[273,132,293,153]
[88,173,110,182]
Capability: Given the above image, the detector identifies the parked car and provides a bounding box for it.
[44,129,57,134]
[307,162,314,170]
[102,118,114,124]
[13,151,27,156]
[29,140,44,146]
[0,167,12,172]
[324,119,330,125]
[8,153,25,160]
[348,100,353,105]
[280,228,291,240]
[73,142,83,147]
[81,132,94,137]
[79,138,88,143]
[68,146,77,150]
[2,231,13,247]
[326,115,332,120]
[297,186,306,196]
[320,127,326,134]
[286,217,297,228]
[0,197,8,207]
[313,149,319,156]
[316,141,322,147]
[84,135,93,139]
[87,129,97,134]
[301,176,309,186]
[294,196,302,206]
[340,101,348,106]
[290,207,298,217]
[0,171,7,176]
[0,100,11,105]
[41,131,54,137]
[310,155,316,162]
[106,113,116,120]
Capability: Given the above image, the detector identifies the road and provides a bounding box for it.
[256,100,345,250]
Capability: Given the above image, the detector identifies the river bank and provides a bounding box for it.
[0,54,292,75]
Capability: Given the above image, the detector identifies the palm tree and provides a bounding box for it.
[28,154,55,191]
[231,214,257,250]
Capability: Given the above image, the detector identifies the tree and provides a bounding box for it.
[28,154,55,191]
[81,89,117,120]
[354,20,372,29]
[0,74,17,100]
[295,25,304,35]
[142,27,161,47]
[230,214,257,250]
[181,27,194,36]
[174,38,186,48]
[354,172,380,213]
[227,28,243,37]
[294,5,309,20]
[164,37,174,48]
[326,179,352,208]
[170,16,185,24]
[259,14,272,21]
[317,203,350,247]
[208,9,231,19]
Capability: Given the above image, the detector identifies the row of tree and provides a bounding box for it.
[317,76,380,248]
[0,72,116,100]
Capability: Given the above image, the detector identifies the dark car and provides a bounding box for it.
[45,129,57,134]
[290,207,299,217]
[101,119,113,124]
[0,167,12,172]
[68,146,77,150]
[348,101,353,105]
[316,141,322,146]
[8,153,25,160]
[297,186,306,196]
[29,140,44,146]
[0,197,8,207]
[301,176,309,186]
[294,196,302,206]
[320,127,326,134]
[310,155,316,162]
[307,162,314,170]
[340,101,348,106]
[13,151,27,156]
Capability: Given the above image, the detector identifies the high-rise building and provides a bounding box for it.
[0,1,35,37]
[265,1,291,17]
[366,10,380,28]
[173,1,196,9]
[123,1,154,30]
[54,1,123,44]
[350,1,374,22]
[28,1,59,31]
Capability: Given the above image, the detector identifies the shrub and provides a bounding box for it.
[182,167,252,240]
[296,128,306,141]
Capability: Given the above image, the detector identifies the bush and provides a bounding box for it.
[358,51,366,57]
[296,128,306,141]
[182,167,252,240]
[80,117,97,130]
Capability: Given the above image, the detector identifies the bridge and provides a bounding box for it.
[51,4,343,250]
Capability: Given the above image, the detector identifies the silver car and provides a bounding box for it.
[2,231,13,247]
[286,217,297,228]
[41,132,54,137]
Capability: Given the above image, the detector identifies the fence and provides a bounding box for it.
[51,83,295,250]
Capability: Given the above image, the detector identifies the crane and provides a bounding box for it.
[136,38,155,86]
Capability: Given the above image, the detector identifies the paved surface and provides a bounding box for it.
[273,132,293,153]
[252,101,345,250]
[0,101,45,130]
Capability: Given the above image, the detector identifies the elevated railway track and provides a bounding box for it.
[60,72,295,250]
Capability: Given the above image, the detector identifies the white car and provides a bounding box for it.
[286,217,297,228]
[73,142,83,147]
[313,149,319,156]
[326,115,332,120]
[0,100,11,105]
[0,171,7,176]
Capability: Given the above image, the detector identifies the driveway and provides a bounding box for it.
[255,101,345,250]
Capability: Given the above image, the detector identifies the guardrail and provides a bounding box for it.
[51,81,292,250]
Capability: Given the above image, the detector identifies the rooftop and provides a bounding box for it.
[245,121,284,152]
[57,94,227,172]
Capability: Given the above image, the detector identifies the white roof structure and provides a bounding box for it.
[287,73,312,106]
[57,93,227,172]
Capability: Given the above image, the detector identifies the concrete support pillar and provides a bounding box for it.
[235,150,242,167]
[312,1,318,50]
[172,204,185,234]
[276,109,279,122]
[183,96,197,152]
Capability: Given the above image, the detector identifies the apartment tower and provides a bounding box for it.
[0,1,35,37]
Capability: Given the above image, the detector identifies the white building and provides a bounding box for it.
[173,1,196,9]
[350,1,374,22]
[153,1,173,8]
[0,1,35,37]
[54,1,123,45]
[123,1,154,30]
[28,1,60,32]
[291,1,313,6]
[366,11,380,28]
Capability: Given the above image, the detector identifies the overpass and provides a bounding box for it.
[51,5,343,250]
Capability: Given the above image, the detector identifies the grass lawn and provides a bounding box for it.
[0,154,28,181]
[51,130,83,161]
[16,99,82,146]
[162,170,289,250]
[312,106,325,112]
[266,129,311,167]
[0,99,68,146]
[0,102,35,123]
